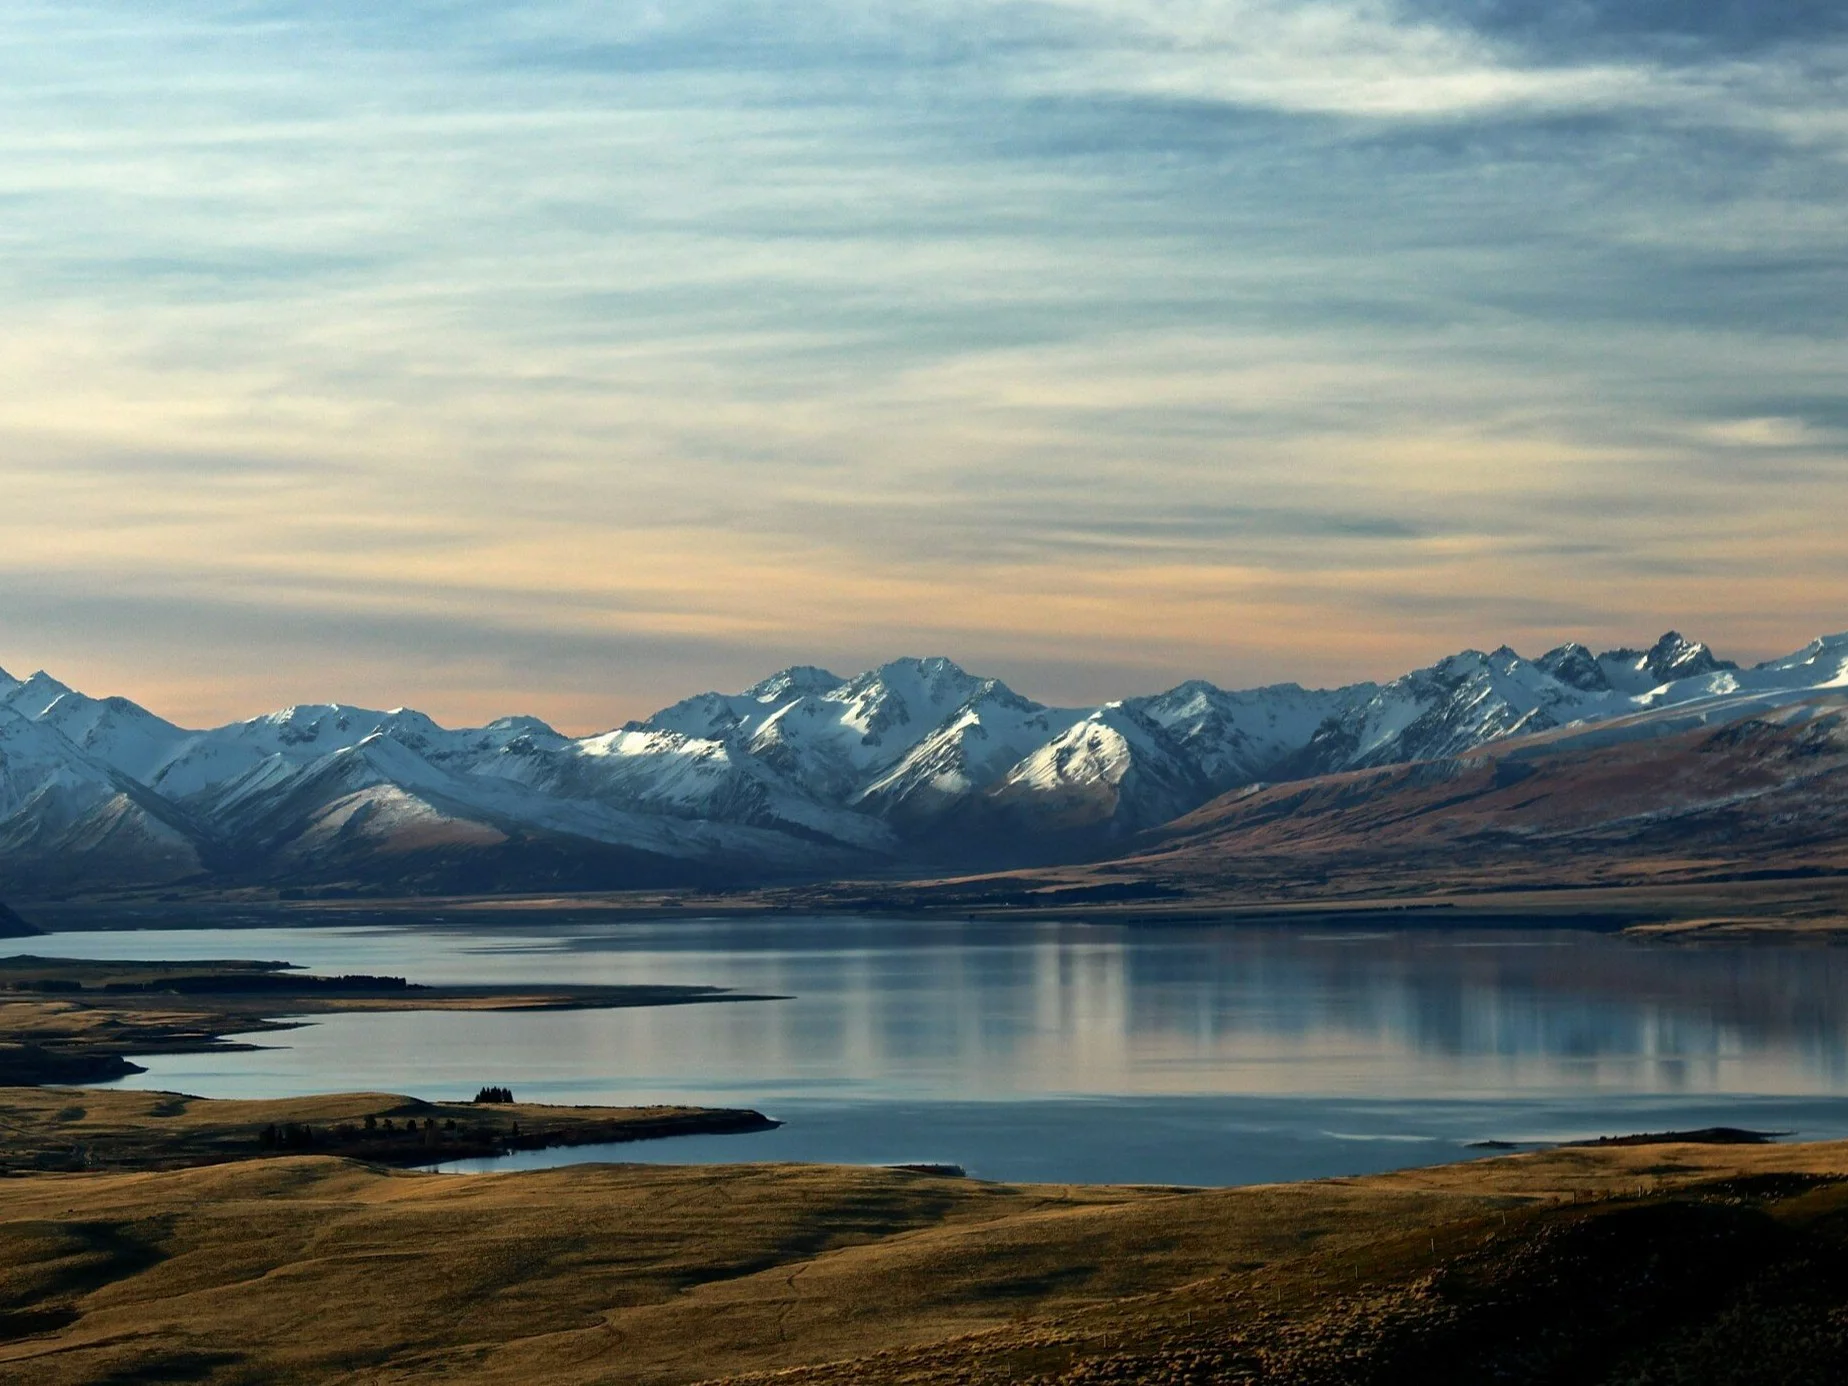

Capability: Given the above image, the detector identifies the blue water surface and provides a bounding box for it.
[23,915,1848,1185]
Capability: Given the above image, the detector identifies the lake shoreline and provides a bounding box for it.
[0,952,783,1088]
[21,871,1848,942]
[13,916,1848,1188]
[0,1084,780,1174]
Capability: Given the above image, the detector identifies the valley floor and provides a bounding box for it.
[47,873,1844,941]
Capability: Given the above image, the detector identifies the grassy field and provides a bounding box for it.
[2,1137,1847,1383]
[0,1085,775,1173]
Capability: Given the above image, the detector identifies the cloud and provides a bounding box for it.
[1409,0,1848,63]
[0,2,1842,720]
[1701,416,1826,449]
[1024,0,1652,118]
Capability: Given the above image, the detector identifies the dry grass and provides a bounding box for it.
[3,1139,1847,1383]
[0,1085,770,1173]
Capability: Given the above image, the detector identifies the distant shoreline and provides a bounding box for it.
[21,872,1848,943]
[0,952,782,1091]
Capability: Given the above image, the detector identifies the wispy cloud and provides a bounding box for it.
[0,2,1843,726]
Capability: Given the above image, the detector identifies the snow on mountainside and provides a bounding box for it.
[1750,632,1848,689]
[0,701,205,892]
[1136,694,1848,898]
[988,703,1212,839]
[1281,633,1762,779]
[0,705,125,831]
[1285,646,1592,775]
[2,629,1848,895]
[1,671,192,785]
[854,680,1086,825]
[1128,680,1372,786]
[637,657,1015,804]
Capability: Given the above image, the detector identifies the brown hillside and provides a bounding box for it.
[1114,699,1848,897]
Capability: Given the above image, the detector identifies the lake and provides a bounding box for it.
[24,915,1848,1185]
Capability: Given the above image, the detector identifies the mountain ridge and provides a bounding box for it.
[1,630,1843,897]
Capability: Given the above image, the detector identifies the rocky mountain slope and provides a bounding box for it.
[1119,691,1848,899]
[1,630,1843,897]
[0,896,36,937]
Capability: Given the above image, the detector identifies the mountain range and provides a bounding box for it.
[1,630,1845,899]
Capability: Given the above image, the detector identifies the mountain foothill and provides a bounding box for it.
[1,631,1845,899]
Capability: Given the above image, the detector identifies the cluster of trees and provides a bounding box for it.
[474,1086,516,1104]
[257,1122,323,1150]
[258,1115,463,1150]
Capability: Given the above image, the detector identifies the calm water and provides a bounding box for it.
[23,916,1848,1185]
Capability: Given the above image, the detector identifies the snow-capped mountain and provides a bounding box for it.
[1280,633,1761,778]
[1,671,193,786]
[637,657,1050,807]
[1133,692,1848,901]
[0,702,206,893]
[985,703,1215,842]
[1,628,1845,896]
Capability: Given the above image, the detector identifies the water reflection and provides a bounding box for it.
[26,917,1848,1184]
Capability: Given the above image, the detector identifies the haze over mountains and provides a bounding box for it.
[1,631,1845,898]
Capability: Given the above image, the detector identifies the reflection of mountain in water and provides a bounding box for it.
[1008,927,1848,1094]
[39,916,1848,1183]
[515,918,1848,1099]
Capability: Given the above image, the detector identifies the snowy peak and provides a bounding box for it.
[1593,632,1736,695]
[638,656,1039,807]
[484,715,558,736]
[636,690,761,742]
[1127,678,1371,788]
[1642,631,1735,684]
[243,703,410,748]
[6,626,1848,895]
[854,680,1079,822]
[1536,642,1608,692]
[0,678,192,785]
[742,665,841,701]
[1755,631,1848,688]
[991,702,1209,835]
[2,671,77,720]
[1282,636,1746,779]
[826,657,988,736]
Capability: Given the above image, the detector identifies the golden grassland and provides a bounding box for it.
[108,874,1848,939]
[0,1085,772,1174]
[2,1135,1848,1383]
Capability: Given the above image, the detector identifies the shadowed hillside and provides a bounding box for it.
[5,1140,1848,1383]
[1124,697,1848,898]
[0,899,35,938]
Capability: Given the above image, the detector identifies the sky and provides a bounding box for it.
[2,1,1845,731]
